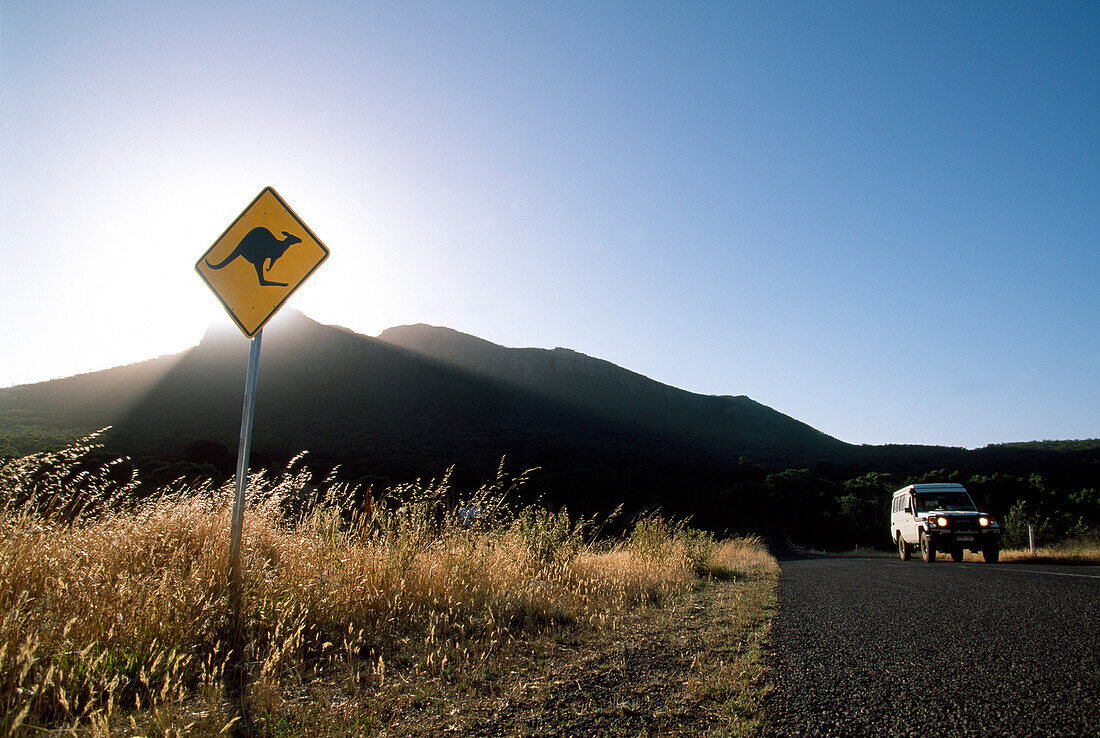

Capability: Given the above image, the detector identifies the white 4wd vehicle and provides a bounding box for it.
[890,483,1001,563]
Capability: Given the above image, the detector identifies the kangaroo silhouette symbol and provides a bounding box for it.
[205,227,303,287]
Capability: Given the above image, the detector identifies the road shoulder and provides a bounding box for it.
[394,573,778,736]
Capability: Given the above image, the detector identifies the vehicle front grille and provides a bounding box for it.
[950,515,980,533]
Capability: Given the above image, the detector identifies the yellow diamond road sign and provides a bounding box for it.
[196,187,329,337]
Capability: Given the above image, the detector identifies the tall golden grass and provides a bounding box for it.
[998,530,1100,565]
[0,437,772,735]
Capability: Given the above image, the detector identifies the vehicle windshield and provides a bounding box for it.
[915,492,977,512]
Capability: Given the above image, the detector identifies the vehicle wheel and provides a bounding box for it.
[897,534,911,561]
[951,547,964,562]
[920,530,936,563]
[983,542,1000,563]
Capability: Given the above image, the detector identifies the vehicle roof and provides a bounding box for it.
[892,483,967,496]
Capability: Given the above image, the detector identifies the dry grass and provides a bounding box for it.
[700,536,780,581]
[997,531,1100,565]
[0,438,776,736]
[696,580,777,737]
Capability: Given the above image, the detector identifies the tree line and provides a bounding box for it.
[757,467,1096,551]
[6,433,1097,553]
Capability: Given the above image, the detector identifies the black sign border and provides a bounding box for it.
[195,186,331,338]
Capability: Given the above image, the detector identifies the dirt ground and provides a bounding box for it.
[382,576,776,737]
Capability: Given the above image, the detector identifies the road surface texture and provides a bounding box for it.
[763,557,1100,737]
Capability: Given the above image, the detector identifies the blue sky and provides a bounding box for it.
[1,1,1097,447]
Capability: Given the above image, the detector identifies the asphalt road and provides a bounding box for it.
[763,557,1100,737]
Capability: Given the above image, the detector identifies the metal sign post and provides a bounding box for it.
[228,329,263,616]
[195,187,329,730]
[226,329,262,725]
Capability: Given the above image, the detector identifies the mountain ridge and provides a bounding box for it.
[3,310,1094,491]
[376,322,842,454]
[378,323,753,400]
[0,311,845,478]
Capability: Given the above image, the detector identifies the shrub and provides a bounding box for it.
[1002,499,1088,549]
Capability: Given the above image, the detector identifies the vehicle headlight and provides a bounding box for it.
[979,516,990,527]
[935,516,949,528]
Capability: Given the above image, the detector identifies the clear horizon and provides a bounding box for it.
[2,1,1097,448]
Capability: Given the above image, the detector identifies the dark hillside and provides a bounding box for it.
[3,312,846,497]
[91,311,854,475]
[0,353,182,455]
[377,323,848,461]
[99,312,791,512]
